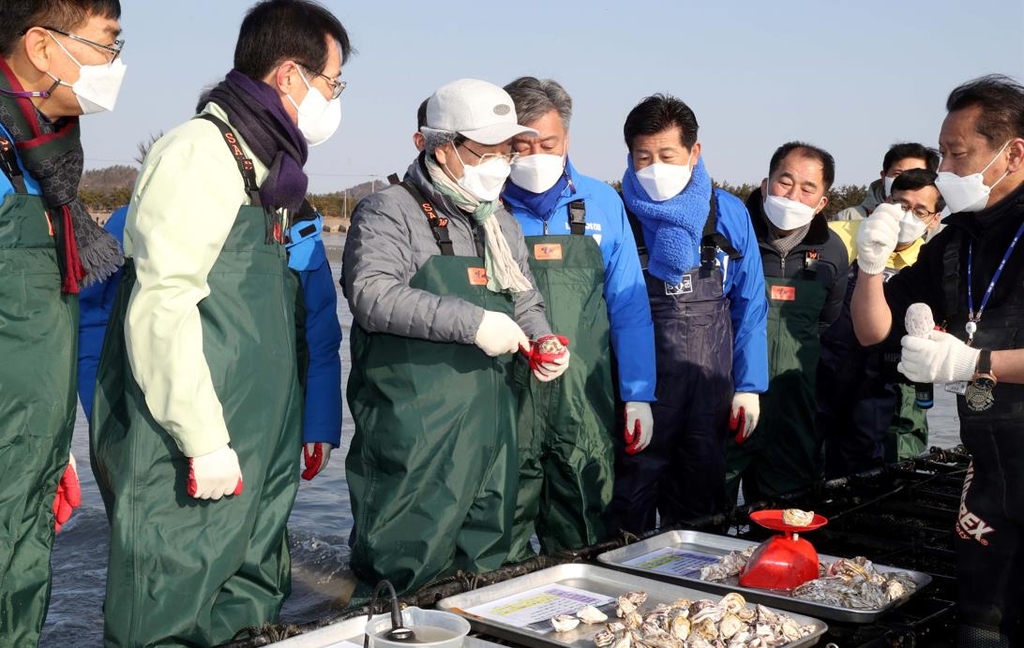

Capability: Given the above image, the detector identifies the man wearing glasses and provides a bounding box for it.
[343,78,556,595]
[0,1,124,645]
[89,1,350,644]
[820,169,944,478]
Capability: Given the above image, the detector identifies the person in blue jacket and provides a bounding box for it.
[607,93,769,533]
[77,199,342,478]
[501,77,656,558]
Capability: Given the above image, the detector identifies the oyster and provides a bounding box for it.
[577,605,609,624]
[718,613,744,640]
[616,596,637,616]
[698,549,752,582]
[782,508,814,527]
[669,615,690,641]
[624,591,649,606]
[551,614,580,633]
[538,336,566,354]
[719,592,746,614]
[594,629,618,647]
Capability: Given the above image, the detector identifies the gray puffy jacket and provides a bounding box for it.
[343,156,552,344]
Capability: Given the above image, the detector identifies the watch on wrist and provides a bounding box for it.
[965,348,996,412]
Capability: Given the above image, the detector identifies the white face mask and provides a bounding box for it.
[636,162,691,201]
[934,140,1010,213]
[509,154,565,193]
[763,194,818,231]
[453,147,511,202]
[47,33,126,114]
[896,207,930,244]
[287,68,342,146]
[883,175,896,198]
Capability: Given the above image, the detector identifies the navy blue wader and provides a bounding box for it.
[607,195,738,534]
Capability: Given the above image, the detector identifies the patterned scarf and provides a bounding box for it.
[205,70,308,213]
[425,156,532,294]
[0,59,122,293]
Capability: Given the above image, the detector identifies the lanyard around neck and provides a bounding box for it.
[966,218,1024,341]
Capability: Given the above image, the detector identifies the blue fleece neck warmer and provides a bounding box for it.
[621,155,712,283]
[503,161,571,221]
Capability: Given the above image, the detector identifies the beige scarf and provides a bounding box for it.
[426,157,532,294]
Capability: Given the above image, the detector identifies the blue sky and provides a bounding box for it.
[81,0,1024,193]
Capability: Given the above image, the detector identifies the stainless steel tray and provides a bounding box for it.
[597,530,932,623]
[270,614,502,648]
[436,563,827,648]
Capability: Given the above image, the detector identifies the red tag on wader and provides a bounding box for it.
[534,243,563,261]
[770,285,796,301]
[468,267,489,286]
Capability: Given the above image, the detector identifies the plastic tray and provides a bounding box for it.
[597,530,932,623]
[436,563,827,648]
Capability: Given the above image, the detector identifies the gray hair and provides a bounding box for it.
[504,77,573,130]
[421,127,458,155]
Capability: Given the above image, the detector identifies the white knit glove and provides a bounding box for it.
[534,349,570,382]
[729,392,760,442]
[856,203,901,275]
[623,401,654,454]
[188,445,243,500]
[474,310,529,357]
[898,330,980,383]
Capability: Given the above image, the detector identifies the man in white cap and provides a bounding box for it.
[343,78,564,595]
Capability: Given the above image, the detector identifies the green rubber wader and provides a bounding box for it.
[346,255,518,596]
[884,382,929,462]
[509,234,614,560]
[0,194,77,647]
[91,203,302,647]
[726,276,827,500]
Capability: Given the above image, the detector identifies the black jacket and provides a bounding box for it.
[747,188,850,331]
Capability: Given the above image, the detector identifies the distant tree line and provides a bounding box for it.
[77,165,870,220]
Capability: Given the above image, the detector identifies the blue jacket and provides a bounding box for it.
[504,161,656,402]
[637,188,769,394]
[0,123,41,196]
[76,207,344,447]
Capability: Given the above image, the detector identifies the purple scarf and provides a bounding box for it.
[205,70,308,213]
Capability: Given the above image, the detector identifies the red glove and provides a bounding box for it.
[53,453,82,533]
[302,442,333,481]
[520,335,571,381]
[728,392,760,444]
[623,402,654,455]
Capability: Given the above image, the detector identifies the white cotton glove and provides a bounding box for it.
[898,330,980,383]
[534,348,570,382]
[623,401,654,454]
[187,444,243,500]
[301,442,332,481]
[729,392,760,442]
[474,310,530,357]
[856,203,902,275]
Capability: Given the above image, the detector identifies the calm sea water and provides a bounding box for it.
[39,234,963,646]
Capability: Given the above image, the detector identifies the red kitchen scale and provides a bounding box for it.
[738,510,829,591]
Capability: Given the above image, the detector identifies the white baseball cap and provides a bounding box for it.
[423,78,538,145]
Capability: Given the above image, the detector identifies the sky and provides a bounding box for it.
[80,0,1024,194]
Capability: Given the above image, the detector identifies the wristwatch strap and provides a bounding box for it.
[977,348,993,375]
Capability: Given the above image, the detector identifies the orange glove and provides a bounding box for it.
[53,453,82,532]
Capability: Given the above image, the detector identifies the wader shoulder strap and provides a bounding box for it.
[701,191,741,262]
[196,114,262,208]
[940,228,964,324]
[0,134,27,194]
[568,200,586,235]
[400,180,455,256]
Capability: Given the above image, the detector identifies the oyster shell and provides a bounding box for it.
[577,605,608,624]
[551,614,580,633]
[782,508,814,526]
